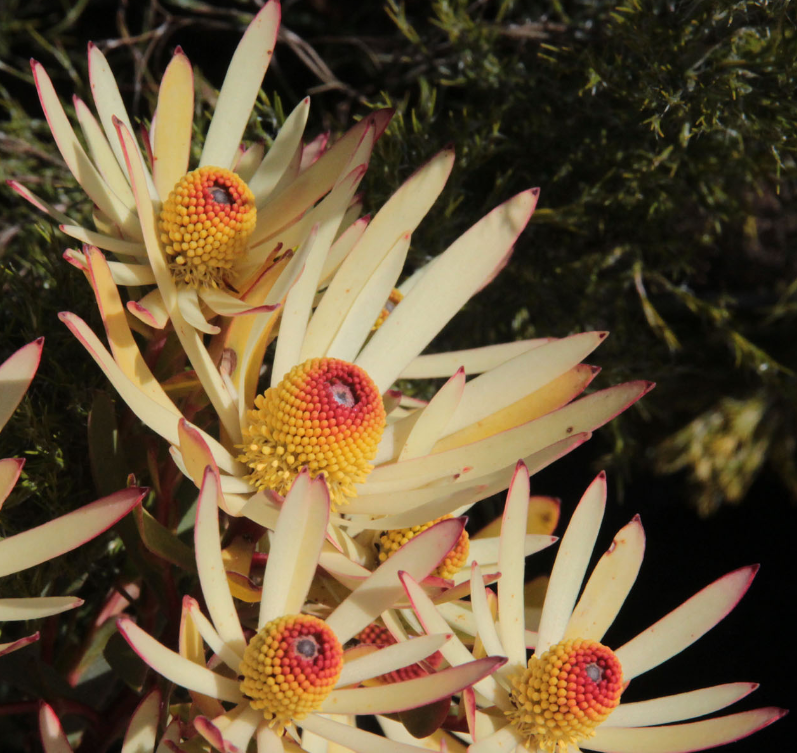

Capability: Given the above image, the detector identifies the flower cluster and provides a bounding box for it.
[3,1,785,752]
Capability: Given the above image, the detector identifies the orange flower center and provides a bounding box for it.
[240,614,343,730]
[158,166,256,288]
[239,358,386,510]
[356,623,443,684]
[377,515,470,579]
[507,638,623,751]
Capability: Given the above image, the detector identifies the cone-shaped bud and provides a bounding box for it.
[240,358,386,509]
[159,166,256,288]
[507,638,623,751]
[240,614,343,730]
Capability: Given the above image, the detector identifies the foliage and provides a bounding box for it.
[283,0,797,511]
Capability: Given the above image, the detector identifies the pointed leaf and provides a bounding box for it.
[199,1,280,169]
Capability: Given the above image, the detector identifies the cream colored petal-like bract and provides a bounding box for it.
[564,515,645,643]
[194,705,262,753]
[336,632,451,687]
[88,42,157,199]
[300,713,431,753]
[184,597,243,671]
[271,166,366,382]
[0,338,42,431]
[259,470,330,627]
[603,683,758,728]
[249,97,311,204]
[470,563,506,659]
[614,565,758,681]
[318,214,369,287]
[0,458,23,509]
[497,461,532,670]
[8,181,73,227]
[127,289,169,329]
[179,288,222,334]
[400,571,510,710]
[250,111,388,250]
[325,232,410,365]
[585,708,785,753]
[0,486,145,578]
[199,0,280,170]
[467,534,555,570]
[0,597,83,621]
[399,339,550,380]
[195,467,246,653]
[535,472,606,655]
[31,61,142,239]
[321,656,505,715]
[468,722,524,752]
[60,225,146,256]
[443,332,606,437]
[118,617,243,703]
[303,148,455,360]
[363,383,649,492]
[153,49,193,201]
[324,518,466,644]
[198,287,280,317]
[357,189,539,393]
[235,142,265,180]
[397,367,465,462]
[121,687,161,753]
[72,94,136,210]
[39,703,73,753]
[256,724,286,753]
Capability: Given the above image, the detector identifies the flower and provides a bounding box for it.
[61,146,652,546]
[0,339,145,656]
[240,357,387,509]
[13,0,387,439]
[401,463,786,753]
[118,465,504,753]
[40,691,177,752]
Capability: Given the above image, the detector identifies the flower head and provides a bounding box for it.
[240,357,386,508]
[400,463,785,753]
[159,166,257,288]
[118,464,504,753]
[507,638,623,751]
[240,613,343,729]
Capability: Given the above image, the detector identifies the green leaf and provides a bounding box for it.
[104,630,149,692]
[88,390,128,498]
[133,505,197,573]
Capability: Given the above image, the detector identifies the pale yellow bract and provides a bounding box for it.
[400,463,785,753]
